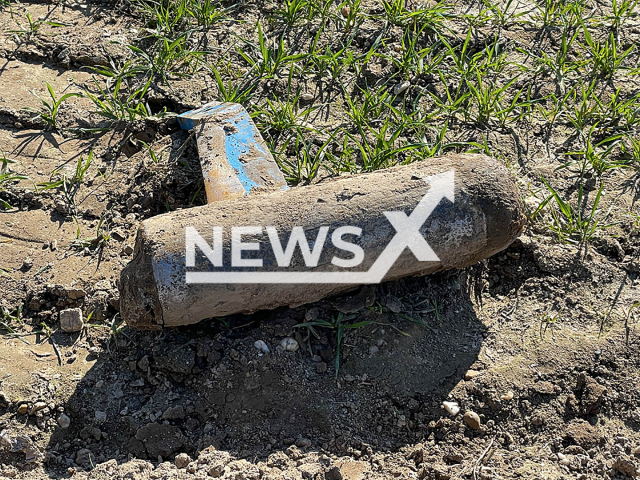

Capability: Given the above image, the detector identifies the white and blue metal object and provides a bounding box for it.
[178,102,287,203]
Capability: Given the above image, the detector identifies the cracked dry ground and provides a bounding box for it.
[0,0,640,480]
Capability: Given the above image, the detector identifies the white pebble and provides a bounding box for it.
[442,401,460,416]
[300,93,314,102]
[393,81,411,95]
[281,338,299,352]
[254,340,270,354]
[500,391,514,401]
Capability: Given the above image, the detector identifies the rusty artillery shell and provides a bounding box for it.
[119,154,526,329]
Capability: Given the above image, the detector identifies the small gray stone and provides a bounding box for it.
[325,466,343,480]
[281,338,299,352]
[162,405,185,421]
[296,438,312,448]
[94,410,107,423]
[76,448,94,467]
[59,308,83,333]
[57,414,71,429]
[254,340,270,354]
[393,81,411,95]
[137,355,150,371]
[384,295,403,313]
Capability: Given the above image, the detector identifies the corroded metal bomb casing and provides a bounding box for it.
[119,154,526,329]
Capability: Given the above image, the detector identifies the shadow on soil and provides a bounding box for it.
[41,270,489,475]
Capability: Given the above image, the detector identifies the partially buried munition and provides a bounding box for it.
[119,153,526,329]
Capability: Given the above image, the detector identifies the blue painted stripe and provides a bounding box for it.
[225,110,259,194]
[177,102,289,196]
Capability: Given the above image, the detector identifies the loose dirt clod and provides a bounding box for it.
[613,456,639,478]
[59,308,83,333]
[28,402,46,416]
[175,453,192,469]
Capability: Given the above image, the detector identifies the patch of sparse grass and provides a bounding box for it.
[133,0,232,34]
[535,178,614,244]
[254,89,321,137]
[127,33,208,84]
[272,0,313,27]
[0,304,24,336]
[236,22,307,79]
[207,62,257,103]
[531,0,588,27]
[621,301,640,344]
[622,135,640,167]
[84,76,159,122]
[38,150,93,211]
[385,24,445,76]
[561,128,629,175]
[0,154,29,210]
[306,40,356,80]
[581,26,634,77]
[480,0,530,26]
[605,0,638,32]
[133,0,189,37]
[465,72,533,126]
[7,11,67,37]
[22,82,81,130]
[186,0,234,29]
[272,130,335,184]
[296,311,372,376]
[71,216,111,252]
[336,0,363,31]
[524,28,583,96]
[378,0,450,27]
[86,313,130,353]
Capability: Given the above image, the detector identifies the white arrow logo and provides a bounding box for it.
[186,170,455,284]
